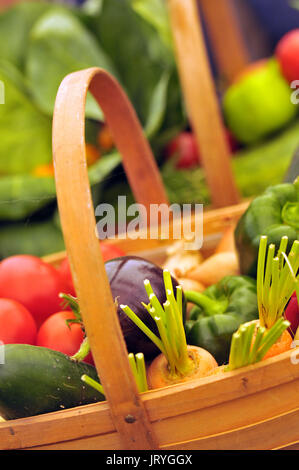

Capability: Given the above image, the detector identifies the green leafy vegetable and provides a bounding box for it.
[226,317,290,371]
[0,1,51,71]
[144,71,171,139]
[26,6,117,120]
[92,0,184,134]
[161,118,299,205]
[128,353,148,392]
[81,351,148,395]
[121,270,192,378]
[257,235,299,328]
[0,219,65,260]
[0,61,52,175]
[131,0,173,51]
[0,174,55,220]
[0,152,121,222]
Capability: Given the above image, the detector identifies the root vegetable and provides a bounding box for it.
[163,240,203,279]
[147,345,217,389]
[121,270,218,389]
[186,251,239,286]
[214,225,236,254]
[178,278,205,293]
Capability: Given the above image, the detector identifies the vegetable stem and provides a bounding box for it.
[128,353,148,393]
[226,318,290,371]
[82,353,148,396]
[120,304,166,355]
[71,337,90,362]
[121,269,194,379]
[81,374,105,396]
[257,236,299,328]
[184,291,227,316]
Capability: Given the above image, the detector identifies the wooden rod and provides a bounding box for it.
[52,68,159,450]
[199,0,251,85]
[168,0,240,208]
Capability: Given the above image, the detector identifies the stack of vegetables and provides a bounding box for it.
[0,179,298,420]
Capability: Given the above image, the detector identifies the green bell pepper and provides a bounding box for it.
[235,178,299,277]
[184,275,259,365]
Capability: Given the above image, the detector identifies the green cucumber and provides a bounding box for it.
[0,344,105,420]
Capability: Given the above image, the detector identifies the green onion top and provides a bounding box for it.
[121,269,193,378]
[81,352,148,396]
[226,317,290,371]
[257,235,299,329]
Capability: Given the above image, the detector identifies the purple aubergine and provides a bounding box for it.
[104,256,186,359]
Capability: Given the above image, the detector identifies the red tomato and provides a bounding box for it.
[100,244,126,261]
[0,298,37,345]
[165,132,200,169]
[276,29,299,83]
[0,255,67,328]
[59,244,126,296]
[58,257,77,297]
[36,311,93,364]
[165,130,236,169]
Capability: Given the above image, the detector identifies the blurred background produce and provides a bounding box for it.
[0,0,298,258]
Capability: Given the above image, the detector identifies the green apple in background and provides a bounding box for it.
[223,58,298,146]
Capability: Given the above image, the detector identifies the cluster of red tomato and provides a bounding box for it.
[0,244,125,364]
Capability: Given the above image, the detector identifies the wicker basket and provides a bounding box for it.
[0,64,298,451]
[0,1,299,451]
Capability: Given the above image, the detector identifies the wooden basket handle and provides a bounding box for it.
[168,0,240,208]
[198,0,250,85]
[52,68,160,450]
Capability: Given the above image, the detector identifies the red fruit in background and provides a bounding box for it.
[276,29,299,83]
[0,298,37,345]
[0,255,67,328]
[58,244,126,296]
[165,132,200,169]
[37,311,93,364]
[285,292,299,337]
[101,243,126,262]
[165,130,237,169]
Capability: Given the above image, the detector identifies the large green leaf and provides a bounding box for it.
[0,1,51,71]
[91,0,184,133]
[0,174,55,221]
[131,0,173,51]
[0,61,53,175]
[0,152,121,222]
[26,6,117,120]
[144,71,170,139]
[0,220,65,260]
